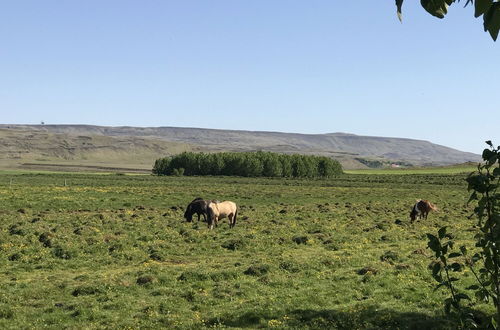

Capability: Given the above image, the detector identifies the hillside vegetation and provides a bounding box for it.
[0,125,480,171]
[0,127,196,172]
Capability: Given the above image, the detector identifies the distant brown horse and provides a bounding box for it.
[207,201,237,230]
[410,199,437,222]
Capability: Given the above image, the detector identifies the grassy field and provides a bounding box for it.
[345,164,477,175]
[0,172,491,329]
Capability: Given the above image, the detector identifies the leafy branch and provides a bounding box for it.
[396,0,500,41]
[427,141,500,328]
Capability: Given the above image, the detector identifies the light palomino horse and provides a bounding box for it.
[207,201,237,230]
[410,199,437,223]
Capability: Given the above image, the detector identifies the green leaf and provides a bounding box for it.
[467,174,488,193]
[475,289,490,302]
[421,0,450,19]
[467,191,479,206]
[493,167,500,177]
[460,245,467,256]
[448,252,461,258]
[482,149,494,161]
[449,262,463,271]
[484,3,500,41]
[480,268,489,274]
[396,0,404,22]
[432,262,443,282]
[475,0,493,18]
[438,226,448,239]
[444,298,452,314]
[466,284,480,290]
[485,257,495,271]
[427,233,441,252]
[432,261,442,275]
[456,293,471,300]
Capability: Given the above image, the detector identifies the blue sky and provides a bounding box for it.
[0,1,498,154]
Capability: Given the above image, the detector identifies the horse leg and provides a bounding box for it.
[207,214,214,229]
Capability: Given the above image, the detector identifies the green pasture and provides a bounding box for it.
[0,172,491,329]
[346,165,477,175]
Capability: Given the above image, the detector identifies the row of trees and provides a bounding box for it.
[152,151,343,178]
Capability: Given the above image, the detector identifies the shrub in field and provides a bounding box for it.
[244,264,270,276]
[427,141,500,327]
[221,238,247,251]
[52,244,76,259]
[72,286,103,296]
[39,232,53,248]
[8,224,25,236]
[136,275,157,286]
[152,151,342,178]
[380,251,400,264]
[292,236,309,245]
[279,261,301,273]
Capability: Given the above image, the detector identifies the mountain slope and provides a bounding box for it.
[0,124,480,171]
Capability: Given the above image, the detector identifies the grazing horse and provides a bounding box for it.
[184,198,210,222]
[206,201,237,230]
[410,199,437,222]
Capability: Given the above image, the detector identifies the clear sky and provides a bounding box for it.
[0,1,498,154]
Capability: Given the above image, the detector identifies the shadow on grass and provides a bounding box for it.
[205,305,482,329]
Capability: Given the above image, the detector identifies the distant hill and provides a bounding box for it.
[0,124,480,172]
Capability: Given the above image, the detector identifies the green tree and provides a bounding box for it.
[396,0,500,41]
[207,153,225,175]
[262,152,283,177]
[152,152,343,177]
[291,155,308,178]
[241,154,264,177]
[280,154,293,178]
[318,157,339,178]
[152,158,171,175]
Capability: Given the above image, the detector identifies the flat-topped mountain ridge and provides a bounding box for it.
[0,124,480,171]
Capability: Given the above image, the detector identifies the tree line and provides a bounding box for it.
[152,151,343,178]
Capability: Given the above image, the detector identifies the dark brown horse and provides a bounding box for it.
[184,198,210,222]
[410,199,437,222]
